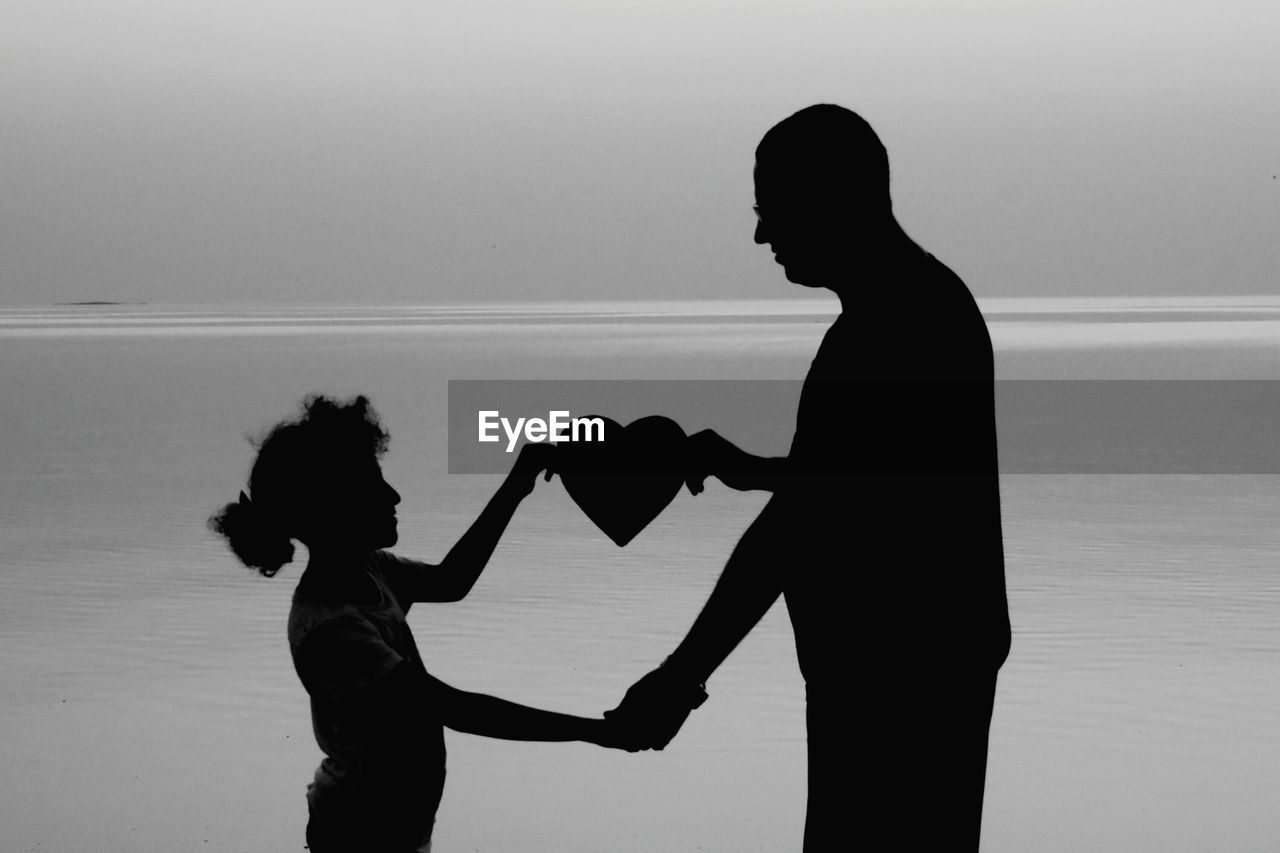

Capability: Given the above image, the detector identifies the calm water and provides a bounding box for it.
[3,298,1280,852]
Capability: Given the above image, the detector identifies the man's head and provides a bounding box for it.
[753,104,894,287]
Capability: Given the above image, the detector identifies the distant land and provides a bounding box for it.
[53,301,146,306]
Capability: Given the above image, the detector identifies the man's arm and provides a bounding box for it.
[686,429,790,494]
[606,505,786,747]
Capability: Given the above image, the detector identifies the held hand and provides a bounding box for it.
[509,441,558,497]
[604,666,708,750]
[588,716,650,753]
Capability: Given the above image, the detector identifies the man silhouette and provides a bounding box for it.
[607,104,1010,850]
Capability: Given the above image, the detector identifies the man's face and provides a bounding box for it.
[752,160,848,288]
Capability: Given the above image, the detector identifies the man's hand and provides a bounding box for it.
[588,716,652,753]
[604,665,708,750]
[508,441,558,497]
[685,429,742,495]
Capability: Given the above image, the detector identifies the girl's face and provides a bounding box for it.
[314,455,401,552]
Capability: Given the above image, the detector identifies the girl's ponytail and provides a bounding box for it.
[209,490,295,578]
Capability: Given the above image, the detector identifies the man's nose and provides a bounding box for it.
[753,219,767,245]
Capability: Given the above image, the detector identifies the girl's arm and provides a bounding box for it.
[374,662,638,750]
[395,442,557,604]
[431,675,621,746]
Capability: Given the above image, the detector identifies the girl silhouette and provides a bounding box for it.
[210,394,630,852]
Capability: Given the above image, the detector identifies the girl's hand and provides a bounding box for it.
[585,717,648,752]
[508,441,558,497]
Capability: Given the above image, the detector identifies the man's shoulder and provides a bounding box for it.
[919,254,992,355]
[921,252,980,311]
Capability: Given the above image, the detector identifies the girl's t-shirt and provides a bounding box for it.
[288,550,446,843]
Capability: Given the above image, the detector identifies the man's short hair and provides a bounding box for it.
[755,104,891,211]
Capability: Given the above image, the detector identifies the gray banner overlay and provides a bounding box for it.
[448,380,1280,474]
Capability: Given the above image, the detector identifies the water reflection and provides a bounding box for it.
[3,303,1280,850]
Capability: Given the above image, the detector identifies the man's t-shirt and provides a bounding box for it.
[288,551,446,840]
[769,252,1011,682]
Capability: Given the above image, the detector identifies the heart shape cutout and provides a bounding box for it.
[557,415,688,547]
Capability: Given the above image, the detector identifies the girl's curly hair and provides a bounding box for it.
[209,394,390,577]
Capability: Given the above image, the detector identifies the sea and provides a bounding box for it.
[2,297,1280,852]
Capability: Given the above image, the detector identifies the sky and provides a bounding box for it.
[2,0,1278,305]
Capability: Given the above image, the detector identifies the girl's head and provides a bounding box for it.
[210,394,400,577]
